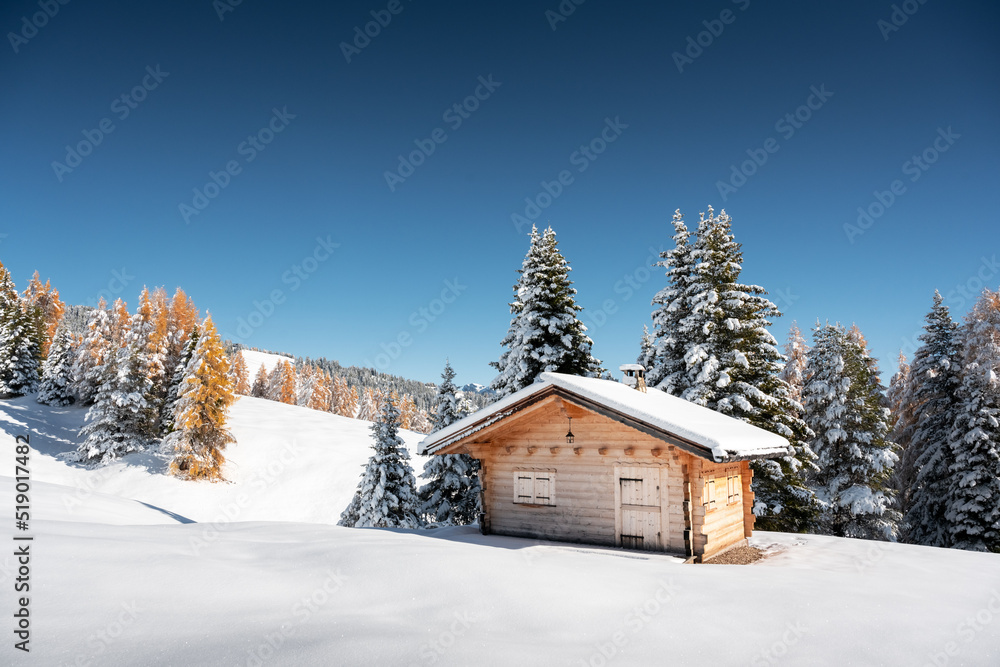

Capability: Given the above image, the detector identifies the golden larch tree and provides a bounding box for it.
[23,271,65,357]
[278,359,297,405]
[168,315,236,481]
[231,351,250,395]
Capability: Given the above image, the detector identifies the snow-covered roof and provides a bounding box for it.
[618,364,645,372]
[419,372,792,462]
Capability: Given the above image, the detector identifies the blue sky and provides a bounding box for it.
[2,0,998,386]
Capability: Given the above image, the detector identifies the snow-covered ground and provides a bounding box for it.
[239,349,295,384]
[2,396,999,666]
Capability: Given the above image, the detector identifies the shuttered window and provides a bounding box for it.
[512,469,556,506]
[726,467,741,505]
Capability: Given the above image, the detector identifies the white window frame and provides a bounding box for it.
[513,468,556,506]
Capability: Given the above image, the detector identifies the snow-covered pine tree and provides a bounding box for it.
[804,323,899,540]
[779,322,809,404]
[167,315,236,481]
[647,209,697,391]
[945,289,1000,552]
[231,351,250,395]
[162,325,199,435]
[356,386,378,421]
[636,324,655,372]
[71,298,112,405]
[649,209,820,531]
[133,288,168,433]
[419,360,481,525]
[0,302,42,397]
[267,359,296,404]
[78,322,157,464]
[898,292,962,547]
[296,364,315,407]
[339,394,422,528]
[887,352,915,503]
[250,363,269,398]
[37,324,76,406]
[490,225,601,398]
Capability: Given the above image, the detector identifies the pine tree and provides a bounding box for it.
[419,360,481,525]
[37,324,76,406]
[78,321,157,464]
[71,298,113,405]
[231,351,250,395]
[167,315,236,481]
[900,292,962,547]
[647,209,697,391]
[339,395,422,528]
[804,323,899,540]
[250,364,269,398]
[636,324,655,372]
[490,225,601,397]
[162,326,199,434]
[296,364,315,407]
[357,387,379,421]
[945,289,1000,552]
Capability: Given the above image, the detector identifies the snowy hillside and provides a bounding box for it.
[240,349,295,383]
[0,394,429,525]
[3,396,1000,666]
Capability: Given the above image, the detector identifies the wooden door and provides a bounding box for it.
[616,466,662,551]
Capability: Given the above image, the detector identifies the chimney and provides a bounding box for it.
[618,364,647,393]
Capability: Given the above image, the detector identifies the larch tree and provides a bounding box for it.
[309,371,332,411]
[779,322,809,404]
[899,291,962,547]
[37,324,76,406]
[167,315,236,481]
[231,351,251,395]
[419,360,481,525]
[339,395,422,528]
[945,289,1000,552]
[23,271,65,357]
[490,225,601,398]
[804,322,899,540]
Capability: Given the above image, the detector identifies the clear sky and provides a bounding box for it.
[2,0,998,386]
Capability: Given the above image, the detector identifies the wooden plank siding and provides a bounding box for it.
[453,397,753,558]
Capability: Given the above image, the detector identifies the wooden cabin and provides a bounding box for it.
[418,369,792,561]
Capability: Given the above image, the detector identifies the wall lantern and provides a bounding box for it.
[565,416,575,444]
